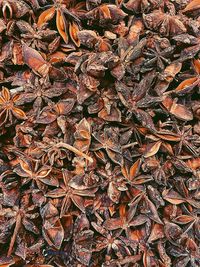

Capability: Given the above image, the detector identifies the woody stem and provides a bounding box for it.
[55,142,93,163]
[7,214,22,257]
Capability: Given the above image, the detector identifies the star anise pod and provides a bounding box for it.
[34,137,70,167]
[15,76,68,116]
[85,4,127,27]
[170,59,200,95]
[182,0,200,16]
[40,202,64,250]
[142,42,174,72]
[16,20,57,51]
[0,193,39,256]
[91,127,124,166]
[13,156,58,190]
[14,236,45,262]
[22,44,66,81]
[143,9,186,36]
[124,0,161,14]
[168,236,200,266]
[0,0,31,20]
[116,72,162,131]
[45,169,97,217]
[72,214,94,266]
[0,87,27,127]
[0,170,20,206]
[36,97,76,136]
[97,163,127,203]
[0,0,200,264]
[78,29,111,52]
[172,124,199,156]
[173,206,200,238]
[103,203,152,238]
[37,0,86,46]
[163,177,200,209]
[92,221,132,261]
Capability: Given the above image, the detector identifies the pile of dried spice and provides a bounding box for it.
[0,0,200,266]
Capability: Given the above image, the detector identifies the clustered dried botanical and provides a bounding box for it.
[0,0,199,266]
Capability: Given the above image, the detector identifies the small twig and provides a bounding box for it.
[56,142,93,163]
[122,142,138,149]
[7,214,22,257]
[10,87,24,95]
[163,90,174,96]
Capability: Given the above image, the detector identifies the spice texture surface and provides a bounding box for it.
[0,0,199,266]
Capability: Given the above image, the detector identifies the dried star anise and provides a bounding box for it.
[0,0,199,266]
[16,20,57,51]
[45,169,97,216]
[38,0,86,46]
[0,193,39,256]
[0,87,27,127]
[15,76,68,115]
[13,156,58,190]
[142,39,174,72]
